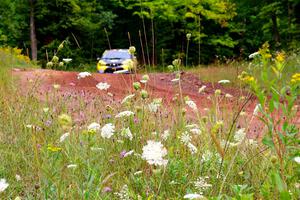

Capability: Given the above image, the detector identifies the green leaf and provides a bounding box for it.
[262,135,274,148]
[279,191,291,200]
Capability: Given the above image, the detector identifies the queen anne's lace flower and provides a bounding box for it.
[249,52,260,59]
[186,100,197,112]
[96,82,110,90]
[121,127,133,140]
[148,98,162,113]
[77,72,91,79]
[15,174,21,181]
[218,80,230,84]
[234,128,246,143]
[101,123,115,139]
[142,140,168,166]
[201,151,213,163]
[190,128,201,135]
[188,143,198,154]
[115,111,134,118]
[194,176,212,192]
[63,58,72,63]
[184,193,204,199]
[225,93,233,98]
[114,184,130,200]
[0,179,9,193]
[180,131,191,145]
[161,129,170,141]
[88,122,101,132]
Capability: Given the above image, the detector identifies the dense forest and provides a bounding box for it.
[0,0,300,67]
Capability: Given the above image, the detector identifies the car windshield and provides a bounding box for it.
[102,50,131,60]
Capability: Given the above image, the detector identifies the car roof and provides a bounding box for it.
[104,49,129,52]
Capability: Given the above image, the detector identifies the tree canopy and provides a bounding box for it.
[0,0,299,67]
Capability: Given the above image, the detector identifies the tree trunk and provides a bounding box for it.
[30,0,37,60]
[271,13,280,44]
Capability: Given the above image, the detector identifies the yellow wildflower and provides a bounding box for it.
[58,113,72,127]
[275,52,285,63]
[238,71,256,84]
[291,73,300,84]
[47,144,62,152]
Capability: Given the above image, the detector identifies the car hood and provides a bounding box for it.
[101,58,127,64]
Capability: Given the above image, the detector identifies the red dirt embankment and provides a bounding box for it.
[12,68,299,138]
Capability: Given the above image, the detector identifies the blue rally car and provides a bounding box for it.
[97,49,137,73]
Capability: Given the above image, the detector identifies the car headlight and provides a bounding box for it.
[122,59,134,69]
[97,60,107,71]
[98,60,106,66]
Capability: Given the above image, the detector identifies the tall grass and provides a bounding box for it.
[0,47,299,199]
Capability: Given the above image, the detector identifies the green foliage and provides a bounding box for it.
[0,0,300,67]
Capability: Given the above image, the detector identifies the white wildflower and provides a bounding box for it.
[190,128,202,135]
[53,84,61,90]
[26,124,34,129]
[62,58,72,63]
[171,78,180,82]
[148,98,162,113]
[101,123,115,139]
[148,103,158,113]
[43,107,49,113]
[152,131,158,136]
[186,124,199,129]
[114,184,130,200]
[201,151,213,163]
[253,104,261,116]
[218,80,230,84]
[77,72,91,79]
[186,100,198,112]
[294,157,300,164]
[161,129,170,141]
[67,164,77,169]
[249,52,260,59]
[0,179,9,193]
[184,193,204,199]
[90,147,104,152]
[115,111,134,118]
[134,171,143,175]
[121,94,135,104]
[142,140,168,166]
[15,174,21,181]
[87,122,101,132]
[121,127,133,140]
[188,143,198,154]
[245,139,258,147]
[225,93,233,98]
[96,82,110,90]
[180,131,191,145]
[59,132,70,143]
[194,177,212,192]
[124,150,134,157]
[220,140,238,148]
[204,108,209,112]
[234,128,246,143]
[198,85,207,93]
